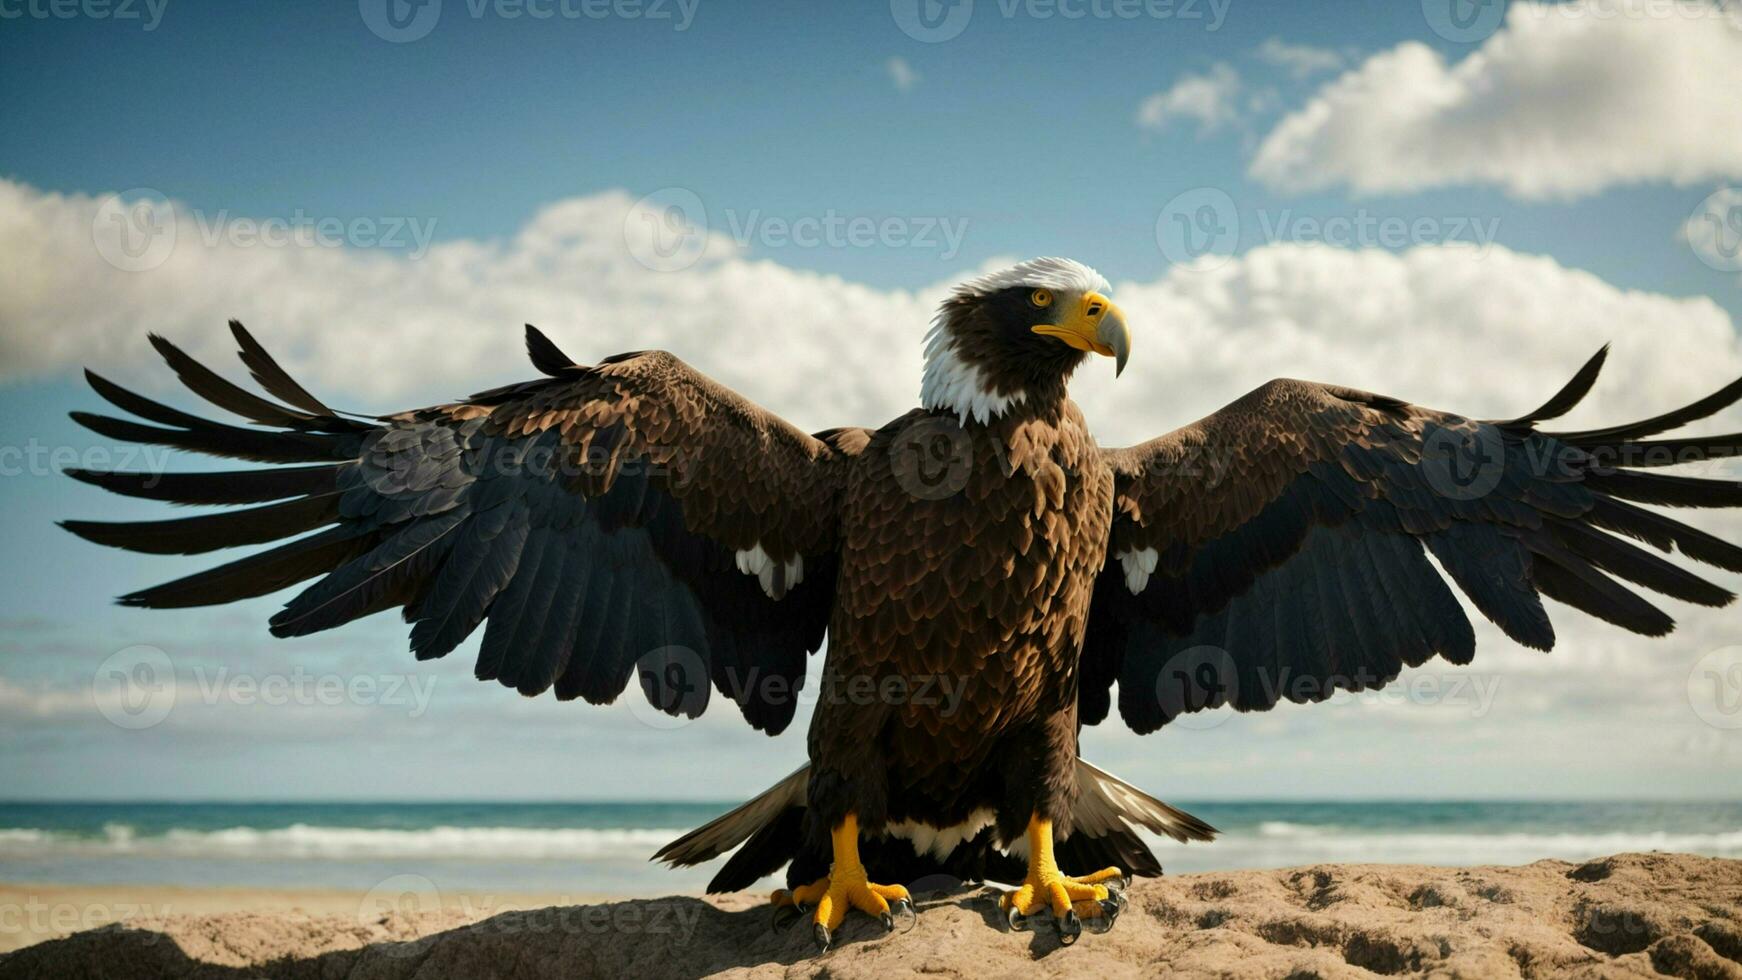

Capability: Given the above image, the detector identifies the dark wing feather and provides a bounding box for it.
[116,527,376,610]
[62,494,342,555]
[1502,345,1608,426]
[1090,352,1742,733]
[68,411,346,463]
[524,324,580,378]
[269,511,466,637]
[406,498,531,661]
[63,463,339,505]
[229,320,345,418]
[66,323,851,735]
[147,333,318,428]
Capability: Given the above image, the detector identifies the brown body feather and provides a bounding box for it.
[814,400,1111,847]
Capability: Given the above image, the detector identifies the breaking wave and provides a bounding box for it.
[1153,822,1742,873]
[0,823,684,861]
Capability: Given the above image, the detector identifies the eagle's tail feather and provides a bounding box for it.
[651,764,808,893]
[1073,758,1218,845]
[652,759,1215,894]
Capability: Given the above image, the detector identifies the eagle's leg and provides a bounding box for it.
[999,814,1127,943]
[768,813,913,949]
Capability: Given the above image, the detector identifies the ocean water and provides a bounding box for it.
[1,800,1738,896]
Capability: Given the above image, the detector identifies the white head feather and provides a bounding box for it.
[947,256,1110,299]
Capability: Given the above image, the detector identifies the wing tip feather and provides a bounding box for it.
[57,519,116,550]
[525,324,578,377]
[1504,343,1609,427]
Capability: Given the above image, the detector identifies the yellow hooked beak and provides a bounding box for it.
[1031,292,1131,376]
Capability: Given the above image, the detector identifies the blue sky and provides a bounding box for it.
[3,0,1741,801]
[3,0,1729,298]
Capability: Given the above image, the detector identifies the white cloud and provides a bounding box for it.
[1098,242,1742,442]
[1254,37,1343,78]
[1135,63,1242,135]
[0,678,91,719]
[1250,0,1742,199]
[6,175,1740,446]
[5,177,1742,797]
[0,180,934,433]
[885,55,919,92]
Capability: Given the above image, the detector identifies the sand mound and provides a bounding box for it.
[3,852,1738,979]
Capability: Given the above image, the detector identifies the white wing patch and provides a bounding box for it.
[735,543,804,600]
[1117,547,1159,594]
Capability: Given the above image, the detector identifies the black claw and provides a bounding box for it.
[1057,909,1081,945]
[1005,904,1030,932]
[813,922,832,951]
[1086,898,1122,934]
[1104,876,1128,897]
[771,903,801,931]
[880,912,894,931]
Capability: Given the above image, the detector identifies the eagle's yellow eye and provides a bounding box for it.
[1030,288,1053,308]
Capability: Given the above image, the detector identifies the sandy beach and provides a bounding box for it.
[0,882,584,955]
[2,852,1738,978]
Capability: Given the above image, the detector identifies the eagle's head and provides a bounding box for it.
[920,257,1130,425]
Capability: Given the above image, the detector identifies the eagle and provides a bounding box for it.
[64,257,1742,947]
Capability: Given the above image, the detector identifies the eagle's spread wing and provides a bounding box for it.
[1081,347,1742,733]
[64,322,854,734]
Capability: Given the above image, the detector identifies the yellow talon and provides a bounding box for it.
[1000,815,1126,940]
[769,814,913,948]
[770,875,831,908]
